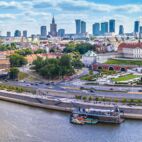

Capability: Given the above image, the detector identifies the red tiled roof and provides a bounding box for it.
[118,42,142,50]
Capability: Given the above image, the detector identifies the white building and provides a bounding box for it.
[118,43,142,59]
[81,50,97,66]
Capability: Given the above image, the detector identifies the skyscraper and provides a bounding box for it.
[40,26,47,38]
[58,29,65,37]
[119,25,124,35]
[81,21,86,34]
[134,21,140,33]
[50,16,57,37]
[75,19,86,34]
[7,31,11,37]
[23,30,28,38]
[109,19,115,33]
[75,19,81,34]
[14,30,21,37]
[140,26,142,33]
[101,22,108,35]
[93,23,100,36]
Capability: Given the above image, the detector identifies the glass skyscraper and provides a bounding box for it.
[58,29,65,37]
[75,19,86,34]
[119,25,124,35]
[23,30,28,38]
[14,30,21,37]
[109,19,115,33]
[41,26,47,38]
[81,21,86,34]
[101,22,108,35]
[134,21,140,33]
[93,23,100,36]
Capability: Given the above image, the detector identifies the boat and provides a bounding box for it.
[70,106,124,125]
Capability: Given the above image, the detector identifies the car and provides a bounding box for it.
[138,90,142,92]
[90,90,95,93]
[46,83,50,85]
[110,88,114,91]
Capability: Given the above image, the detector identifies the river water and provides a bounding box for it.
[0,101,142,142]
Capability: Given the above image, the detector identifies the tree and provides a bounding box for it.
[9,54,27,67]
[34,49,47,54]
[16,48,32,56]
[9,67,19,80]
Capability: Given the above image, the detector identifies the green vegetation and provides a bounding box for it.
[0,84,30,93]
[105,59,142,66]
[9,67,19,80]
[100,69,116,76]
[16,48,46,56]
[16,48,32,56]
[32,55,75,79]
[34,49,46,54]
[63,42,94,55]
[18,72,28,80]
[112,74,141,82]
[9,54,27,67]
[0,43,17,51]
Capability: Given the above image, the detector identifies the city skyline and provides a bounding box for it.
[1,0,142,35]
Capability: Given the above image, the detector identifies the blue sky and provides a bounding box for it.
[0,0,142,35]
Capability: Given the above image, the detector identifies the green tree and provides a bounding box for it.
[34,49,46,54]
[9,54,27,67]
[9,67,19,80]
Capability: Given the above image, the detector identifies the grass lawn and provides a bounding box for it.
[112,74,141,82]
[80,74,98,81]
[18,72,28,80]
[105,59,142,66]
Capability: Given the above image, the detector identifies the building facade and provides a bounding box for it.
[109,19,115,33]
[101,22,108,35]
[118,43,142,59]
[93,23,100,36]
[81,50,97,66]
[119,25,124,35]
[134,21,140,33]
[50,16,57,37]
[58,29,65,37]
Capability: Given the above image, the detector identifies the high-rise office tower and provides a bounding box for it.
[23,30,28,38]
[109,19,115,33]
[119,25,124,35]
[140,26,142,33]
[58,29,65,37]
[14,30,21,37]
[101,22,108,35]
[134,21,140,33]
[75,19,86,34]
[7,31,11,37]
[75,19,81,34]
[50,16,57,37]
[40,26,47,38]
[93,23,100,36]
[81,21,86,34]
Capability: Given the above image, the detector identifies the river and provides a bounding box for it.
[0,100,141,142]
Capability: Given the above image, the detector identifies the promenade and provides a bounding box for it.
[0,90,142,119]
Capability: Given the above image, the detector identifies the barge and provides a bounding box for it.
[70,106,124,125]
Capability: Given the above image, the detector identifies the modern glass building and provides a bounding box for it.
[7,32,11,37]
[81,21,86,34]
[23,30,28,38]
[58,29,65,37]
[14,30,21,37]
[119,25,124,35]
[41,26,47,38]
[101,22,108,35]
[109,19,115,33]
[75,19,81,34]
[93,23,100,36]
[134,21,140,33]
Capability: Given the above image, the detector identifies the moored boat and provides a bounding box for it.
[70,106,124,125]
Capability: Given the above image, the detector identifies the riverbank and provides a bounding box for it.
[0,90,142,120]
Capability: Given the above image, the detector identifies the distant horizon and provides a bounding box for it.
[0,0,142,35]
